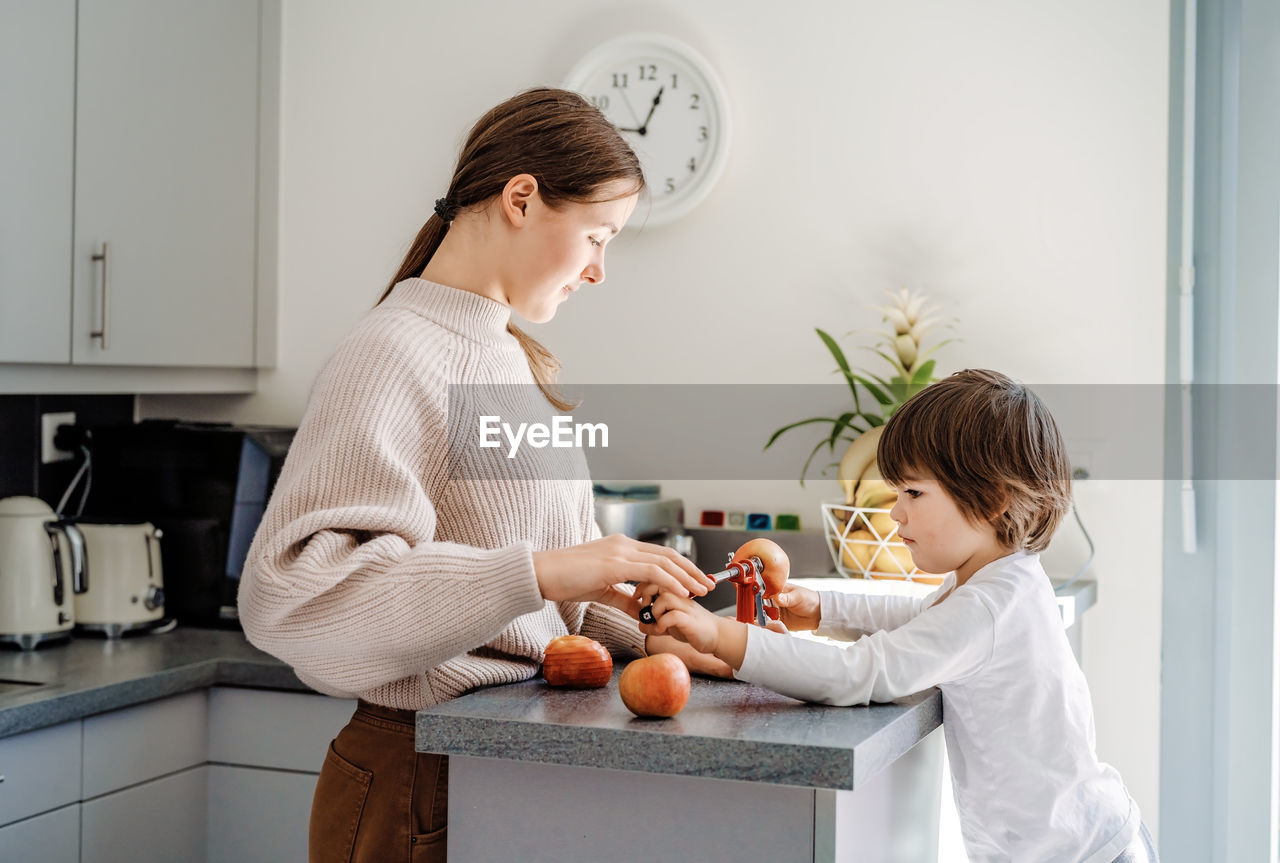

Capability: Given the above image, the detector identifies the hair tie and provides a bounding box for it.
[434,197,457,222]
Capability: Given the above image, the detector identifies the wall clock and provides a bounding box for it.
[564,33,731,226]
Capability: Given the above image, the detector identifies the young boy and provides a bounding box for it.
[638,369,1157,863]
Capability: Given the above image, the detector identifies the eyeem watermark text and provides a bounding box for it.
[479,415,609,459]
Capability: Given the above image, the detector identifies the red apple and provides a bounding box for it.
[733,538,790,598]
[542,635,613,688]
[618,654,691,718]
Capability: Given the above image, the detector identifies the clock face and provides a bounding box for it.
[565,34,730,226]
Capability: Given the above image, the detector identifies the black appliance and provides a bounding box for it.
[76,420,294,628]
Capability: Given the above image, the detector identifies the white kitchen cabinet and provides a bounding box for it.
[208,687,356,771]
[206,687,355,863]
[207,764,316,863]
[73,0,259,368]
[0,719,82,828]
[0,803,81,863]
[81,765,209,863]
[82,689,208,798]
[0,0,75,364]
[0,0,280,393]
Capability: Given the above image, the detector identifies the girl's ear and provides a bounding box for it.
[501,174,539,226]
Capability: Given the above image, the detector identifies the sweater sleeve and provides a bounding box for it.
[736,587,995,706]
[237,321,546,696]
[812,580,949,641]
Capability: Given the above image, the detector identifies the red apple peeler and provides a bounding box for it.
[639,538,790,628]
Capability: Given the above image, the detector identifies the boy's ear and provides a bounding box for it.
[500,174,539,226]
[978,485,1011,523]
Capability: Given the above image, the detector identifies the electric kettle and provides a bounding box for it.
[0,496,87,650]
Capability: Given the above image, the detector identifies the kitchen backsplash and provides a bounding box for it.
[0,395,134,503]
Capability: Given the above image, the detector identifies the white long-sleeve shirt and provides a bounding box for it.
[736,550,1138,863]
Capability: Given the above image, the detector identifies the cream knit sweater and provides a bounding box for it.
[238,278,646,709]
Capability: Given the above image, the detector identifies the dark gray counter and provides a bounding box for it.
[0,627,304,738]
[416,666,942,790]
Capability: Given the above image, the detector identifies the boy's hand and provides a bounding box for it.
[637,586,748,670]
[770,583,822,631]
[638,590,720,653]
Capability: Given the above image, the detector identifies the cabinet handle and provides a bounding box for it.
[90,242,110,350]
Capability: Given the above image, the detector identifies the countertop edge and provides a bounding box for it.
[415,679,943,791]
[0,632,312,739]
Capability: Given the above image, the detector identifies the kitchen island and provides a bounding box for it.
[416,667,945,863]
[415,573,1098,863]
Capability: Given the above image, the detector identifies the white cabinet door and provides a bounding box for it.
[72,0,261,367]
[81,765,208,863]
[0,803,80,863]
[208,687,355,771]
[0,719,81,828]
[207,764,316,863]
[82,690,209,798]
[0,0,75,363]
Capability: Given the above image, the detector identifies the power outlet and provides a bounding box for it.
[41,412,77,464]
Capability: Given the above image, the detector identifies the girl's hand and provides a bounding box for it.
[532,535,714,616]
[645,634,735,679]
[770,583,822,631]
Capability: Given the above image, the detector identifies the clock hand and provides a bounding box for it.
[615,87,645,133]
[637,86,664,135]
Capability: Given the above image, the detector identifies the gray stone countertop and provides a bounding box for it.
[416,666,942,791]
[0,627,305,739]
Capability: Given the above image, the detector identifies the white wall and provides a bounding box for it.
[141,0,1169,835]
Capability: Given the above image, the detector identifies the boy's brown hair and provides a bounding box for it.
[877,369,1071,552]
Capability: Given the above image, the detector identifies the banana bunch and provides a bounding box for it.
[836,425,896,508]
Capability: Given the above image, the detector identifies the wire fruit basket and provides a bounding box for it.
[820,501,944,585]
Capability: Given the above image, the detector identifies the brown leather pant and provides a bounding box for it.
[309,700,448,863]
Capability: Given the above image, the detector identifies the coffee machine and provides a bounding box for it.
[73,420,294,628]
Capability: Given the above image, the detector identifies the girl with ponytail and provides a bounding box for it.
[238,88,723,863]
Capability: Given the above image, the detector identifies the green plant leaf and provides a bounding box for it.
[864,371,895,392]
[799,436,836,486]
[816,328,861,409]
[916,337,960,365]
[825,412,866,451]
[868,347,909,378]
[849,374,893,405]
[764,416,842,450]
[910,359,937,387]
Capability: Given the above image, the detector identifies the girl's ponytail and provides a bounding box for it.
[376,214,448,305]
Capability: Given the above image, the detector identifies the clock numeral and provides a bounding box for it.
[689,93,701,110]
[638,64,657,81]
[589,95,611,111]
[670,73,679,89]
[688,157,697,173]
[665,177,676,194]
[697,126,708,142]
[612,72,629,88]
